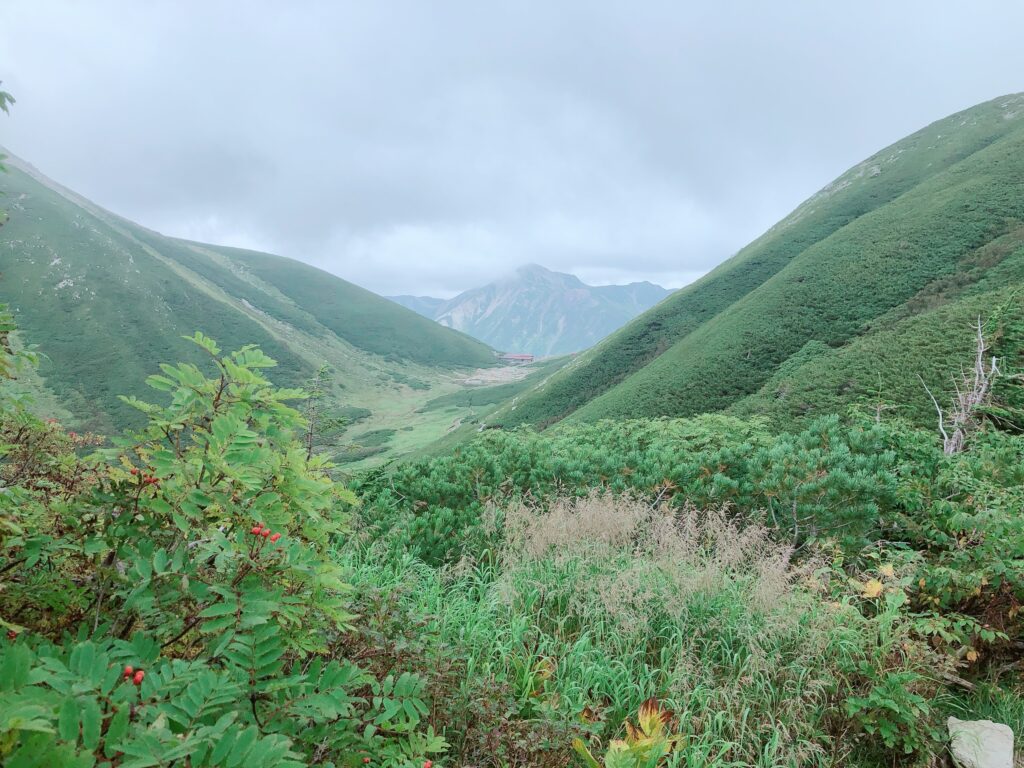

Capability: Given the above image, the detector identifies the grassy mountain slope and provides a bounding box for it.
[497,93,1024,428]
[0,153,496,458]
[203,244,495,366]
[729,241,1024,427]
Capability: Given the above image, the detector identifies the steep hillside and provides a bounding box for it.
[390,264,670,356]
[0,151,496,453]
[729,238,1024,427]
[498,93,1024,428]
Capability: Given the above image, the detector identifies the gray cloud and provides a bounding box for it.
[2,0,1023,296]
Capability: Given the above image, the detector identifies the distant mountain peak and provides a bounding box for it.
[389,264,671,356]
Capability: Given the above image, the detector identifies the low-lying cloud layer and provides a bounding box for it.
[3,1,1023,296]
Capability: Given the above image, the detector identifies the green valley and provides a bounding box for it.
[0,152,506,465]
[2,63,1024,768]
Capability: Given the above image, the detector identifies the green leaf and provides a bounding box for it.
[80,697,102,751]
[209,729,238,765]
[144,375,177,392]
[152,549,168,574]
[58,697,79,742]
[0,644,34,690]
[183,332,221,356]
[199,601,238,618]
[572,738,603,768]
[226,726,259,767]
[105,707,129,752]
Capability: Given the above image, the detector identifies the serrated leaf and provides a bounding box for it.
[152,549,168,574]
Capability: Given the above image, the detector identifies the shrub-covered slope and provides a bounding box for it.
[730,248,1024,427]
[498,93,1024,428]
[0,153,495,433]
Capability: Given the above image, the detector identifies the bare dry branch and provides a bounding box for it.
[921,317,1000,454]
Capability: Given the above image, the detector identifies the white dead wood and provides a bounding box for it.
[920,317,999,455]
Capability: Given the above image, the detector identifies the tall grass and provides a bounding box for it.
[343,494,941,767]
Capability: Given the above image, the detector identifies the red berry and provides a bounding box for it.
[269,532,281,543]
[130,468,139,476]
[133,670,145,685]
[363,760,371,765]
[250,526,262,535]
[261,529,271,538]
[6,630,17,641]
[423,761,432,768]
[123,665,134,677]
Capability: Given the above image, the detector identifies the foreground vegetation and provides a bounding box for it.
[1,320,1021,766]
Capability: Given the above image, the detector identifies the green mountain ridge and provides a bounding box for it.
[495,93,1024,429]
[0,151,497,455]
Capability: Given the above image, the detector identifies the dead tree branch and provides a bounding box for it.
[920,317,999,455]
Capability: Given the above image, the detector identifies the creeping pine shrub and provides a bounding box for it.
[0,331,445,767]
[887,426,1024,638]
[358,415,897,566]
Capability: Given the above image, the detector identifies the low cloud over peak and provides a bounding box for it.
[2,1,1023,295]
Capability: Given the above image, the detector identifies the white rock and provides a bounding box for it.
[947,717,1014,768]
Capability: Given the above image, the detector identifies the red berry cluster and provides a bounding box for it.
[6,630,17,641]
[249,523,282,543]
[123,665,145,686]
[129,468,160,486]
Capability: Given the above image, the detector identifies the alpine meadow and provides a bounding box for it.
[2,18,1024,768]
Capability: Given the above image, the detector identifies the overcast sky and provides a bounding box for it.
[2,2,1023,297]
